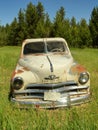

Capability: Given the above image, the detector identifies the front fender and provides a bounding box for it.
[12,70,39,90]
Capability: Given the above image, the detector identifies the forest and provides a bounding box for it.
[0,2,98,48]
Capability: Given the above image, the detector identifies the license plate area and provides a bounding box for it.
[44,92,61,101]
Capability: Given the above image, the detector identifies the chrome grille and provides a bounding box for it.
[14,81,89,99]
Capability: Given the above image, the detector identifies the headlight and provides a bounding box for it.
[12,77,24,90]
[78,72,89,84]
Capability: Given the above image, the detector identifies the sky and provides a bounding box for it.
[0,0,98,26]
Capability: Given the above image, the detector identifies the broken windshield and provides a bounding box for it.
[47,41,65,52]
[23,41,66,55]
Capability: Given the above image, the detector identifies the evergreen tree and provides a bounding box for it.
[34,13,52,37]
[44,13,52,37]
[0,26,8,46]
[89,7,98,47]
[70,17,80,47]
[33,2,46,37]
[17,9,27,45]
[7,18,18,45]
[63,19,71,45]
[79,19,92,48]
[25,2,38,38]
[53,6,65,37]
[0,1,96,48]
[36,2,44,21]
[53,6,71,45]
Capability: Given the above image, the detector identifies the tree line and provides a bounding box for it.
[0,2,98,48]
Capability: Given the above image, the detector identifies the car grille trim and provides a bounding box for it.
[14,85,88,94]
[25,81,77,89]
[14,91,88,99]
[14,82,89,100]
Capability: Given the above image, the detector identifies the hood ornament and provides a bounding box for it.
[44,75,59,80]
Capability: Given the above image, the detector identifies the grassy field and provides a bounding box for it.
[0,46,98,130]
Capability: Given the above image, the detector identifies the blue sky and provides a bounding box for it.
[0,0,98,26]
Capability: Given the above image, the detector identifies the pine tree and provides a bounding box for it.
[53,6,65,37]
[78,19,92,48]
[7,18,18,45]
[17,9,27,45]
[25,2,38,38]
[70,17,80,47]
[89,7,98,47]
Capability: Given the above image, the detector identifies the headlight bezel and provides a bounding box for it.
[12,77,24,90]
[78,72,89,85]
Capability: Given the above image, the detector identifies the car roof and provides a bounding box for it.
[22,37,67,45]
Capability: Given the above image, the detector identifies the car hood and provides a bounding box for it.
[18,54,73,82]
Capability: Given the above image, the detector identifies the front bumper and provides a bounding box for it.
[11,94,90,108]
[10,81,90,108]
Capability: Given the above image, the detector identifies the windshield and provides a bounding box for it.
[23,42,45,55]
[23,41,66,55]
[47,41,65,52]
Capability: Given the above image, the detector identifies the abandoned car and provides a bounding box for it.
[9,38,90,108]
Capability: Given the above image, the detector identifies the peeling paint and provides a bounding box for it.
[16,69,24,74]
[70,64,86,74]
[11,71,16,79]
[22,67,30,71]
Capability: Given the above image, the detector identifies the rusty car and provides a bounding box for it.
[9,37,90,108]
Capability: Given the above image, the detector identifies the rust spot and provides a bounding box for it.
[51,101,56,108]
[76,65,86,72]
[34,53,44,56]
[23,67,30,71]
[17,69,24,74]
[71,64,86,74]
[53,52,65,55]
[11,71,16,78]
[11,69,24,78]
[35,104,40,108]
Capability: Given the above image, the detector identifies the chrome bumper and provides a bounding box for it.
[11,94,90,108]
[10,81,90,108]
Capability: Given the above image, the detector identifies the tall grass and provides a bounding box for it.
[0,46,98,130]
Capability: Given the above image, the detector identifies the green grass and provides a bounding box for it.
[0,46,98,130]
